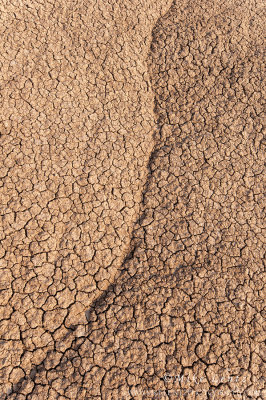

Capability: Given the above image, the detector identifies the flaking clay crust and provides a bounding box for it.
[0,0,265,399]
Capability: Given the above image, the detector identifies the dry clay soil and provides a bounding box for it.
[0,0,265,399]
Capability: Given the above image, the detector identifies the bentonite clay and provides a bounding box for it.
[0,0,265,399]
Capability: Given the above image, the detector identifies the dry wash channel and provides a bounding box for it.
[0,0,173,397]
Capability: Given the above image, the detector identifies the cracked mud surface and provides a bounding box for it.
[0,0,265,399]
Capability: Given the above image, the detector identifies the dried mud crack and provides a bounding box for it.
[0,0,265,399]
